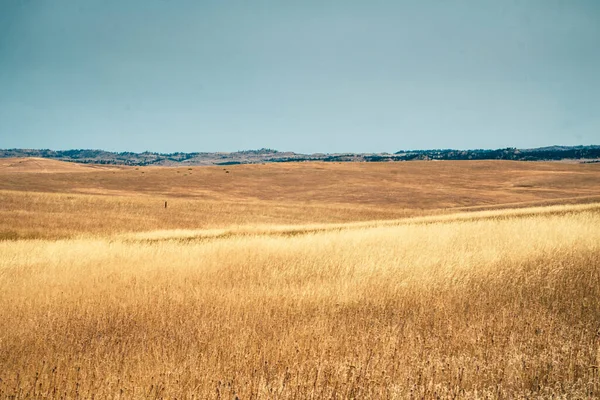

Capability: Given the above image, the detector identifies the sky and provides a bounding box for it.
[0,0,599,153]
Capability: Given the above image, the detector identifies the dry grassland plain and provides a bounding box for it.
[1,158,600,399]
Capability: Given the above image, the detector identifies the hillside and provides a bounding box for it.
[2,202,600,398]
[1,159,599,239]
[0,157,122,173]
[1,145,599,166]
[2,156,600,398]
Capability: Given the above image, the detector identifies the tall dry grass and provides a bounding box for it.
[3,159,600,240]
[0,189,414,240]
[1,204,599,398]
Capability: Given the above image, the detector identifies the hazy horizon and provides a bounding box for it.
[1,1,599,153]
[4,144,600,156]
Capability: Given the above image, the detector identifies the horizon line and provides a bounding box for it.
[2,144,599,155]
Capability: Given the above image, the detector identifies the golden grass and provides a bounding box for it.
[1,159,599,398]
[1,204,599,398]
[0,157,120,173]
[0,189,414,240]
[120,202,600,242]
[2,159,600,240]
[2,159,600,208]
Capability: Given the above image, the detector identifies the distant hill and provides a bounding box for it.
[1,146,599,166]
[0,157,120,173]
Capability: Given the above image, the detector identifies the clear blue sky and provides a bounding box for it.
[1,0,599,153]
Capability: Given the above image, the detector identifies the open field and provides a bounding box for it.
[1,159,600,398]
[1,158,600,238]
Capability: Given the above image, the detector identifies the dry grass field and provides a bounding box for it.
[2,157,600,239]
[1,159,600,399]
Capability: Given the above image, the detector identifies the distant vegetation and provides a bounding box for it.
[392,145,600,162]
[1,145,599,166]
